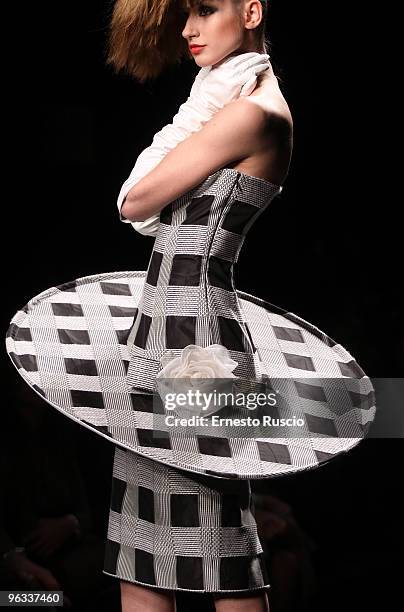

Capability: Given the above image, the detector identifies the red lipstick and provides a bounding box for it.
[189,45,205,55]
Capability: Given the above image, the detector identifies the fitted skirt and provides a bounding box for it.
[103,446,270,594]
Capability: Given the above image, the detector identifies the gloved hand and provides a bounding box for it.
[198,52,270,107]
[142,52,270,154]
[117,52,271,237]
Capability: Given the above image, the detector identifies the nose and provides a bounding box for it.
[182,15,199,40]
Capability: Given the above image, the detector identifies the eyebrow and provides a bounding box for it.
[184,0,223,10]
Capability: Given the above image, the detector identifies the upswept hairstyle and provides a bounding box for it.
[107,0,270,83]
[107,0,188,83]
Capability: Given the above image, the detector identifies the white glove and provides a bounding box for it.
[117,52,270,237]
[141,53,270,153]
[198,52,271,109]
[117,65,212,237]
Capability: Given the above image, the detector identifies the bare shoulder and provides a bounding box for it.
[208,97,288,153]
[219,95,292,145]
[209,97,270,135]
[220,80,293,185]
[248,73,293,143]
[250,98,293,144]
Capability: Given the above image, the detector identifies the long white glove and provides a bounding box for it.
[117,52,270,236]
[116,66,211,237]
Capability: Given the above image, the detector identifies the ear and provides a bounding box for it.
[244,0,263,30]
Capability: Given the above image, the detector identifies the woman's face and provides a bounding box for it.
[181,0,246,67]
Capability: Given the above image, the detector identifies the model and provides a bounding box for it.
[6,2,376,611]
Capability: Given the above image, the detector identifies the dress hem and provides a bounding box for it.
[102,569,271,594]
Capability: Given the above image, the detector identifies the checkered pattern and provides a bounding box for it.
[5,168,376,481]
[103,446,270,592]
[126,169,279,387]
[6,167,377,592]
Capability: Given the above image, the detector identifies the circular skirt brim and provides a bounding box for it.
[6,270,376,479]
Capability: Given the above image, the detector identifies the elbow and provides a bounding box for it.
[121,193,147,223]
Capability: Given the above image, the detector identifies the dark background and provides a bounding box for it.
[2,1,401,610]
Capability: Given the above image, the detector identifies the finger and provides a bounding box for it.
[238,54,270,72]
[241,64,269,84]
[253,63,271,74]
[225,61,269,86]
[237,52,269,65]
[254,59,271,69]
[244,59,270,75]
[221,52,265,71]
[240,76,257,97]
[236,63,270,96]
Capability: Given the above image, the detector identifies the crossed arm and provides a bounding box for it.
[120,98,269,223]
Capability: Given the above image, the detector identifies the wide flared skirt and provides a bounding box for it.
[103,446,270,593]
[6,270,376,479]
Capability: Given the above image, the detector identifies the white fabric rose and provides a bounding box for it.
[156,344,238,417]
[158,344,238,379]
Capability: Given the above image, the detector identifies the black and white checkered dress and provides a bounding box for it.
[5,167,376,593]
[104,168,282,593]
[104,446,270,593]
[125,167,282,391]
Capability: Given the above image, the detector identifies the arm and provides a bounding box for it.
[117,67,211,237]
[121,98,269,222]
[117,53,270,235]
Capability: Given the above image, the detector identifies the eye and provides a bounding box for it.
[198,4,215,17]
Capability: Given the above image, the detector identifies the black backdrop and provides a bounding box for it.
[2,1,401,610]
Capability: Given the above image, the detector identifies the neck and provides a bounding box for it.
[238,30,265,54]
